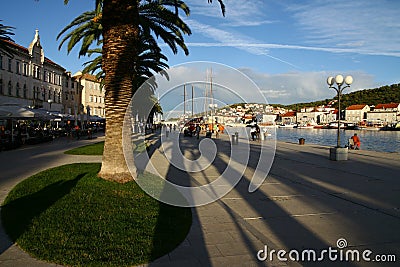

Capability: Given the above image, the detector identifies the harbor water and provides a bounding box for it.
[276,128,400,153]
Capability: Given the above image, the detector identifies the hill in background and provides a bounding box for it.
[274,83,400,110]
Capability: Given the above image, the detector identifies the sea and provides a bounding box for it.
[275,128,400,153]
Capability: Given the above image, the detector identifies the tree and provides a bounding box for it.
[0,20,15,58]
[61,0,192,182]
[61,0,225,182]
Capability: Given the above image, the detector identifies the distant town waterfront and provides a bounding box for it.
[276,128,400,153]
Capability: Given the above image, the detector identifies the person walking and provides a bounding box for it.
[74,125,81,140]
[214,124,219,138]
[195,124,201,139]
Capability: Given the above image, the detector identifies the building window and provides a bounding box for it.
[66,80,69,88]
[65,92,69,100]
[16,61,20,74]
[23,84,27,98]
[8,81,12,95]
[72,82,74,89]
[16,83,20,97]
[0,79,3,94]
[8,58,12,72]
[0,54,3,69]
[89,95,93,102]
[23,63,28,75]
[58,92,61,103]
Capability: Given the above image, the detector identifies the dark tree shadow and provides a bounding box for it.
[1,173,85,247]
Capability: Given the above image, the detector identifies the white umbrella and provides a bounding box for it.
[0,103,42,119]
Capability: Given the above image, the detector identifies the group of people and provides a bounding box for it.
[182,122,224,139]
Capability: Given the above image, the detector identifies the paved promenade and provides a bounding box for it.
[1,132,399,266]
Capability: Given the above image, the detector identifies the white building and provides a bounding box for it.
[63,71,83,116]
[345,104,370,123]
[0,30,65,112]
[367,103,400,124]
[73,72,105,117]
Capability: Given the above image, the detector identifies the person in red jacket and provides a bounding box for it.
[351,133,361,150]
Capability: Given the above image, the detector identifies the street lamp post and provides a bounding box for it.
[47,99,53,111]
[327,75,353,147]
[327,75,353,161]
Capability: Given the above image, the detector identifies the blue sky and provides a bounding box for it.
[1,0,399,105]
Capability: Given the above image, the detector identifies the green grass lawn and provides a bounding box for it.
[1,163,192,266]
[64,141,105,155]
[64,140,147,155]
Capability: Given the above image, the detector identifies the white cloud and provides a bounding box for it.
[180,1,400,58]
[153,63,378,112]
[238,68,378,104]
[185,0,273,27]
[186,19,269,56]
[287,0,400,56]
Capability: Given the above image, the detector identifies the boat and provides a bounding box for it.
[328,122,346,129]
[278,123,297,128]
[313,125,325,129]
[344,123,360,130]
[379,122,400,131]
[295,121,317,129]
[295,124,314,129]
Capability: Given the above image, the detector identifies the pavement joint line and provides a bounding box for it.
[243,217,263,220]
[243,212,337,221]
[290,212,337,217]
[222,194,308,201]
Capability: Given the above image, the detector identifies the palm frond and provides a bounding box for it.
[0,20,16,58]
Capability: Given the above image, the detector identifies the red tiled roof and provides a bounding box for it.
[1,39,64,70]
[1,39,28,53]
[74,73,101,82]
[282,111,296,117]
[375,103,399,109]
[346,104,368,110]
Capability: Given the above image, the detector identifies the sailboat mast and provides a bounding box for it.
[191,84,194,118]
[183,84,186,120]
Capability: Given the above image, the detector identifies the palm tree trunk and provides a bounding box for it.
[98,0,140,182]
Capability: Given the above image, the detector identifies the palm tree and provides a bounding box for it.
[0,20,15,58]
[57,1,102,58]
[61,0,192,182]
[82,34,168,122]
[61,0,225,182]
